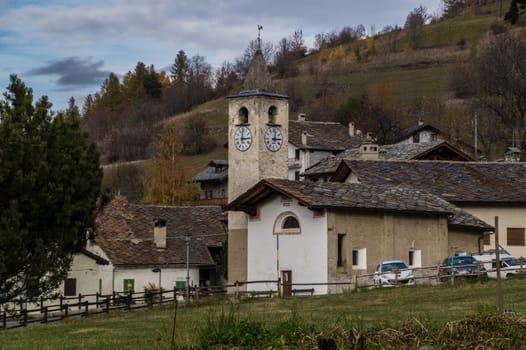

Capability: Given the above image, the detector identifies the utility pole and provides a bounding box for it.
[494,216,503,313]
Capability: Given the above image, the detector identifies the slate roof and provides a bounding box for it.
[332,160,526,204]
[303,142,473,178]
[378,142,473,161]
[93,197,227,267]
[228,179,492,231]
[193,160,228,183]
[289,120,362,151]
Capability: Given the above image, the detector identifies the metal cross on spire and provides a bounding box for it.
[257,24,263,50]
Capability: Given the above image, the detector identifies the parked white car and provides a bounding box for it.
[472,253,526,279]
[374,260,415,287]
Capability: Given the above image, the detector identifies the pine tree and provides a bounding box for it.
[0,75,102,303]
[169,50,189,85]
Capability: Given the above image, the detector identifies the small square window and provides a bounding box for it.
[352,248,366,269]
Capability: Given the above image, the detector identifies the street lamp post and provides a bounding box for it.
[184,232,192,302]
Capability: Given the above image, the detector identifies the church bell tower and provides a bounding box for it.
[227,48,289,285]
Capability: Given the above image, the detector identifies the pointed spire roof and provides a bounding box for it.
[228,49,288,99]
[242,49,274,91]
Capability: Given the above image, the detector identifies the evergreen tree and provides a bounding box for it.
[99,73,123,111]
[170,50,189,85]
[0,75,102,303]
[82,94,95,117]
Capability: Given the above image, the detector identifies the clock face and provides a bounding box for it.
[264,126,283,152]
[233,126,252,152]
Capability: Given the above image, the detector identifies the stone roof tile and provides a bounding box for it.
[93,197,226,267]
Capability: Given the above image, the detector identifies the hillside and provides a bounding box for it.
[103,1,518,203]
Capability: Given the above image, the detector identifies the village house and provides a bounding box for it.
[287,116,362,180]
[328,159,526,258]
[63,196,227,298]
[192,159,228,205]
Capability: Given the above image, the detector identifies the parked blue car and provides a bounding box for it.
[439,256,486,282]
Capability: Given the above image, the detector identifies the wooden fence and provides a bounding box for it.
[2,260,523,330]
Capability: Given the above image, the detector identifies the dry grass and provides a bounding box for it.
[1,278,525,349]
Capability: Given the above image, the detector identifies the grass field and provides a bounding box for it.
[1,278,525,349]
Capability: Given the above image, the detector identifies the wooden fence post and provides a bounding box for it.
[105,298,110,313]
[84,301,89,316]
[43,306,48,324]
[40,296,44,313]
[63,303,69,319]
[78,294,82,310]
[2,312,5,329]
[96,292,99,309]
[353,274,358,292]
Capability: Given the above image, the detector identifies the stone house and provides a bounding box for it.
[329,159,526,258]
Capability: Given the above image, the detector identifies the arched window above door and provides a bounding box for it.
[273,212,301,235]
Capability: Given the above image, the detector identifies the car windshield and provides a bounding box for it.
[451,256,475,265]
[381,261,407,272]
[503,258,521,266]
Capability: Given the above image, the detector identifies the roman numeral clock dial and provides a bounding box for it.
[264,126,283,152]
[234,126,252,152]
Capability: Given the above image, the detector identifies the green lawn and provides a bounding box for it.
[1,278,525,349]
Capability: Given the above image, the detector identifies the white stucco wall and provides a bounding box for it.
[247,196,328,295]
[65,253,113,297]
[113,267,199,294]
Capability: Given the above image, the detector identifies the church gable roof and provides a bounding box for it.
[228,179,492,231]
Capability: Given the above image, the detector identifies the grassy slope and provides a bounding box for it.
[104,2,508,202]
[1,279,524,349]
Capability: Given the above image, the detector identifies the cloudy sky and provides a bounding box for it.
[0,0,441,111]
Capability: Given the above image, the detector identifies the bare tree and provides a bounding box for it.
[470,30,526,148]
[405,6,431,49]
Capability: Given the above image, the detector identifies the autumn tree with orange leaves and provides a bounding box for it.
[142,124,198,206]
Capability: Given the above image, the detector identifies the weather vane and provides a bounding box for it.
[257,24,263,50]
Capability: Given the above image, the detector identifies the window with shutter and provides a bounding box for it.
[507,228,525,246]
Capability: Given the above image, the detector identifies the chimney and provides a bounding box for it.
[301,131,308,145]
[154,219,167,249]
[359,144,379,160]
[418,118,424,126]
[297,113,306,122]
[349,122,355,137]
